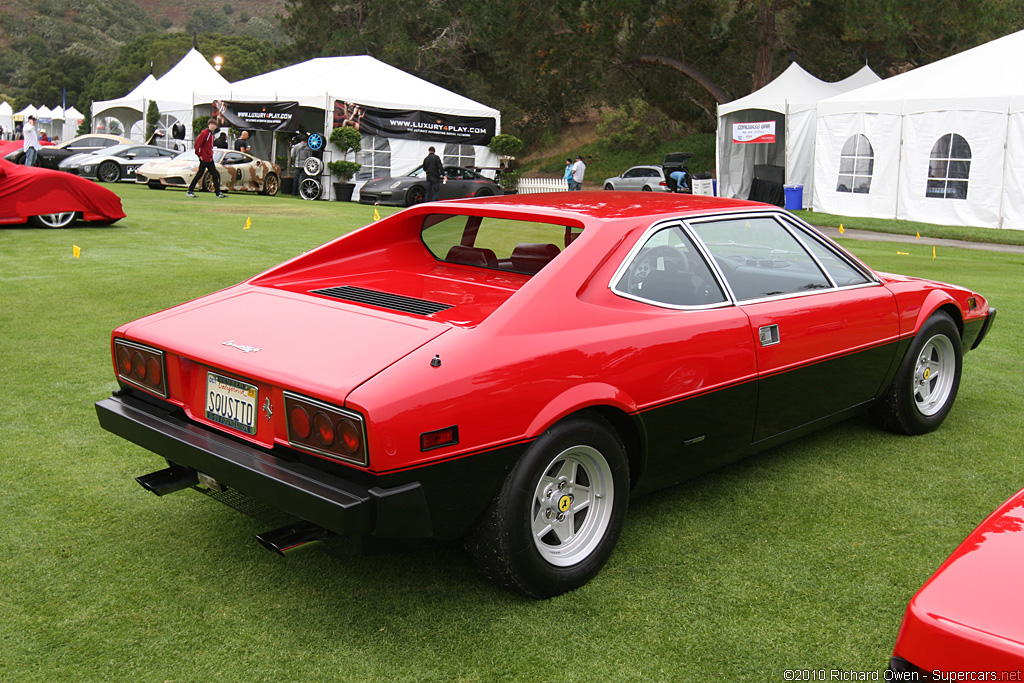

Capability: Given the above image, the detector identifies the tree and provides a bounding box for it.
[145,100,159,144]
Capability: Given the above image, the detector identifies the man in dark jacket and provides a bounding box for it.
[187,119,225,198]
[423,146,443,202]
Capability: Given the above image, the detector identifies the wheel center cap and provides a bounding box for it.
[923,368,931,380]
[557,494,573,513]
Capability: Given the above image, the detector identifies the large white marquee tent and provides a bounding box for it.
[814,29,1024,230]
[717,62,880,207]
[91,49,229,142]
[215,55,502,189]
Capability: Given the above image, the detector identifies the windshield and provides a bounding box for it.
[173,150,226,163]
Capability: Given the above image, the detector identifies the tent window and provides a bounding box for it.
[443,143,475,169]
[836,134,873,194]
[356,136,391,181]
[927,134,971,200]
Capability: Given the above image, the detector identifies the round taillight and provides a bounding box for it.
[290,406,311,439]
[313,412,335,446]
[145,357,162,387]
[117,346,132,375]
[131,352,146,381]
[337,418,360,455]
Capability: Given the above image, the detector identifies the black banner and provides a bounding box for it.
[333,101,495,145]
[212,100,300,132]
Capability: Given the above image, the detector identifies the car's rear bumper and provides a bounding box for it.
[95,392,432,539]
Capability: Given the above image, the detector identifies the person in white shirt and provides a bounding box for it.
[22,115,42,167]
[570,155,586,191]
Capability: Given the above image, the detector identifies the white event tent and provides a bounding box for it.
[717,62,880,208]
[215,55,502,194]
[92,49,230,142]
[814,29,1024,230]
[0,101,13,138]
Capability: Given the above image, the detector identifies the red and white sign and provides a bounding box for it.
[733,121,776,144]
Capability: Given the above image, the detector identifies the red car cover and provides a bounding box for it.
[0,158,126,225]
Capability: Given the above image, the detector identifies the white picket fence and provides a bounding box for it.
[515,177,569,194]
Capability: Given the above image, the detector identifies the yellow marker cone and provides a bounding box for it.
[72,245,81,258]
[839,224,845,234]
[373,206,381,222]
[933,245,937,259]
[916,231,921,239]
[244,217,251,230]
[897,251,909,255]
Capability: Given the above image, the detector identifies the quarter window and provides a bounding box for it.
[836,134,873,194]
[927,133,971,200]
[613,225,727,307]
[690,217,831,301]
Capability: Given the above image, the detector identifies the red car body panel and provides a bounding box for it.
[0,159,125,225]
[893,488,1024,674]
[97,191,993,547]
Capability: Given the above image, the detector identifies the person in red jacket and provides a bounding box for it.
[186,119,226,198]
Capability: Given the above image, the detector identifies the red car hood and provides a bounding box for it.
[895,487,1024,670]
[121,287,449,401]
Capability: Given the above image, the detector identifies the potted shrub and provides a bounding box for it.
[329,126,362,201]
[488,134,524,194]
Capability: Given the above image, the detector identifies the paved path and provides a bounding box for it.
[817,226,1024,255]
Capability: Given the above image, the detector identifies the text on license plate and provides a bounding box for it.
[206,372,258,435]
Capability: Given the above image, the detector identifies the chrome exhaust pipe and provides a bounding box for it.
[255,521,330,556]
[136,465,198,496]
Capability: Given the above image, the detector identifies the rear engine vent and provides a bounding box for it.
[311,285,452,316]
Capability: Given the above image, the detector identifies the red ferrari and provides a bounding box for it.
[0,158,125,228]
[890,487,1024,677]
[95,192,995,597]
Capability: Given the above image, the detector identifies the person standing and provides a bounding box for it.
[186,119,225,199]
[570,155,586,191]
[22,115,42,167]
[234,130,251,154]
[290,134,312,198]
[423,146,444,202]
[214,132,228,149]
[563,158,573,190]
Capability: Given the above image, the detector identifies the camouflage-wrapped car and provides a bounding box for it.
[135,150,281,196]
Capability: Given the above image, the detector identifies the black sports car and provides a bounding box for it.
[359,165,503,206]
[4,134,133,170]
[59,144,178,182]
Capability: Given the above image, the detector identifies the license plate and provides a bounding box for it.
[205,372,258,435]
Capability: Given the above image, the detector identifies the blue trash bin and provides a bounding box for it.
[784,184,803,210]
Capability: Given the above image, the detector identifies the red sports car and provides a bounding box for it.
[95,192,995,597]
[0,159,126,228]
[890,487,1024,678]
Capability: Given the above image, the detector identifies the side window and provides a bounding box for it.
[624,168,641,178]
[836,134,873,194]
[690,217,831,301]
[783,221,871,287]
[927,133,971,200]
[613,225,727,307]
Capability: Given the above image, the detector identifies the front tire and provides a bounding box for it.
[870,311,962,435]
[406,185,426,206]
[467,413,629,598]
[97,161,120,183]
[604,183,614,191]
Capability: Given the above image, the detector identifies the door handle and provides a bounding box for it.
[759,324,780,346]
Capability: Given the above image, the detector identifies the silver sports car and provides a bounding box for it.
[59,144,178,182]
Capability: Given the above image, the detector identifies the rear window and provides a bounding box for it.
[421,214,580,275]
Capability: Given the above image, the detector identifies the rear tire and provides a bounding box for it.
[870,311,962,435]
[467,413,629,598]
[29,212,78,229]
[97,161,120,183]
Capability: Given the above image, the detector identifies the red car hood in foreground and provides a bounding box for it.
[894,487,1024,671]
[119,287,449,402]
[0,159,125,224]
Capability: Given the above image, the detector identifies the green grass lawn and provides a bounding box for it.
[1,184,1021,681]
